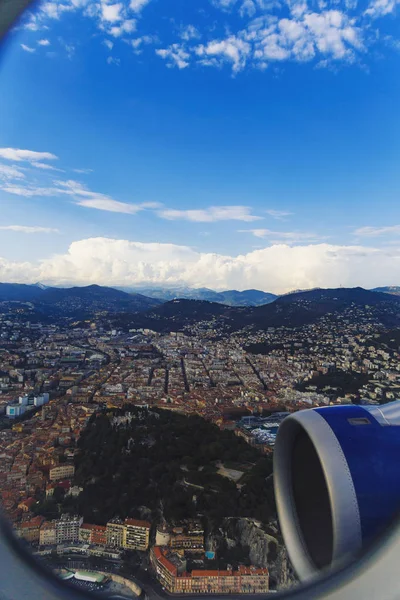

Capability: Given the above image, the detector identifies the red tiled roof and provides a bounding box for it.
[125,518,150,528]
[80,523,106,532]
[158,555,177,576]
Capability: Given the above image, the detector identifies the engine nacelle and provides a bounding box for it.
[273,402,400,582]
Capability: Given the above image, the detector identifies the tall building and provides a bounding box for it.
[123,518,151,551]
[56,515,83,544]
[106,519,125,548]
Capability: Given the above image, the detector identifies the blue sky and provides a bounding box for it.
[0,0,400,292]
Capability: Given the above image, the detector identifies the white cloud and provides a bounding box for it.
[130,0,151,11]
[180,25,201,41]
[32,162,63,171]
[240,0,257,17]
[240,228,326,243]
[130,35,156,52]
[265,209,294,219]
[38,39,51,46]
[0,165,25,180]
[107,56,121,65]
[40,2,74,19]
[365,0,399,17]
[0,225,59,234]
[158,206,262,222]
[0,184,61,197]
[196,36,251,71]
[354,225,400,237]
[2,237,400,293]
[104,39,114,50]
[101,3,123,22]
[212,0,239,10]
[156,45,190,69]
[72,168,93,174]
[54,179,157,213]
[109,18,136,36]
[21,44,36,53]
[0,148,57,163]
[76,198,139,212]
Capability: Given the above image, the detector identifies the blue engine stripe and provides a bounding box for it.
[315,405,400,544]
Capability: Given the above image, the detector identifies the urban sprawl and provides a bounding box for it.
[0,301,399,594]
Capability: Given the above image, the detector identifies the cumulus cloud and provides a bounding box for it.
[17,0,393,71]
[196,36,251,71]
[101,2,123,22]
[240,0,257,17]
[38,39,51,45]
[1,237,400,293]
[109,18,136,36]
[180,25,201,41]
[156,45,191,69]
[130,0,151,11]
[158,206,262,222]
[0,225,59,233]
[40,2,74,19]
[153,8,363,72]
[365,0,399,17]
[212,0,239,10]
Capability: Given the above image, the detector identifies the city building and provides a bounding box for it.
[56,514,83,544]
[123,518,151,551]
[15,516,45,544]
[39,521,56,546]
[106,518,125,548]
[150,546,269,594]
[79,523,107,546]
[6,404,26,418]
[49,464,75,481]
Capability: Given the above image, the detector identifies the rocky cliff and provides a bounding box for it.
[219,517,297,590]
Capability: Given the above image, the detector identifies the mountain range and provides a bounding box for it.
[114,287,400,333]
[1,282,400,325]
[0,283,161,317]
[123,286,278,306]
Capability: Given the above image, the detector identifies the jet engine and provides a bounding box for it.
[273,402,400,582]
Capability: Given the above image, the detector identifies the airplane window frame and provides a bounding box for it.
[1,2,400,599]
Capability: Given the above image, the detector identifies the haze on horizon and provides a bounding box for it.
[0,0,400,294]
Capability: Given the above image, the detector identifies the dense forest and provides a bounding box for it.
[55,407,275,530]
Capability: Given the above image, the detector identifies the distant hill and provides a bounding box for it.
[248,287,400,329]
[116,287,400,333]
[372,286,400,296]
[0,283,161,317]
[0,283,45,302]
[128,286,277,307]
